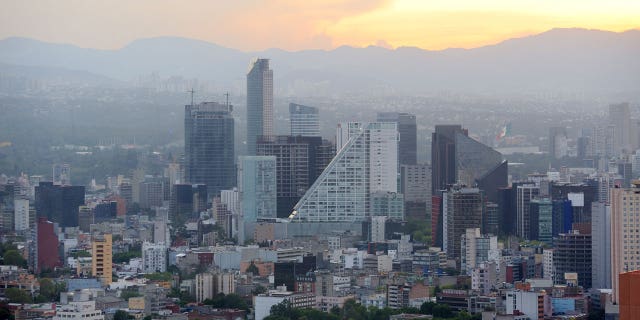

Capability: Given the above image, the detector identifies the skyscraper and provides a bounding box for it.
[290,122,398,223]
[609,102,631,153]
[377,112,417,165]
[257,135,330,218]
[290,103,320,137]
[431,125,505,196]
[35,182,85,228]
[516,184,539,240]
[591,201,611,289]
[247,58,273,155]
[238,156,277,222]
[35,217,61,273]
[400,164,431,220]
[553,230,592,288]
[610,181,640,303]
[443,186,484,262]
[184,101,235,196]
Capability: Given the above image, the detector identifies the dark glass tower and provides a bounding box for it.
[377,112,417,165]
[184,102,235,196]
[431,125,506,196]
[257,135,332,218]
[35,182,85,227]
[246,58,273,155]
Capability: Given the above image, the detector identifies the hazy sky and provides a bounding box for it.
[2,0,639,51]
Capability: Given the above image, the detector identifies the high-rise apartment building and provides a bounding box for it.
[14,198,29,231]
[610,182,640,303]
[238,156,277,222]
[443,186,483,262]
[247,58,273,155]
[290,122,399,223]
[184,101,235,196]
[591,201,611,289]
[377,112,417,165]
[460,228,499,275]
[92,234,113,286]
[142,242,167,273]
[290,103,320,137]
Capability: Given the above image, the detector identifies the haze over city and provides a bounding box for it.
[0,1,639,320]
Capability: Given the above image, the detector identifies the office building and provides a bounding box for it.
[550,183,597,223]
[92,234,113,286]
[431,125,506,198]
[290,103,320,137]
[169,184,207,222]
[529,198,553,244]
[553,230,592,288]
[184,101,235,196]
[591,202,611,289]
[274,255,316,292]
[290,122,399,223]
[443,186,483,262]
[377,112,417,165]
[257,135,330,218]
[142,242,167,273]
[611,181,640,303]
[239,156,277,222]
[247,58,273,155]
[370,192,404,221]
[35,217,61,273]
[35,182,85,227]
[516,184,539,240]
[400,164,431,220]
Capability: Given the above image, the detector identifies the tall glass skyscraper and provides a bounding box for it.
[290,103,320,137]
[246,58,273,155]
[184,102,235,196]
[377,112,417,165]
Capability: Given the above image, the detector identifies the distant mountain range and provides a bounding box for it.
[0,28,639,95]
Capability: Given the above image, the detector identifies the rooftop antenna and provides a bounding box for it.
[188,88,195,106]
[224,92,230,109]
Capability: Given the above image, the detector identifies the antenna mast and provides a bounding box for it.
[224,92,230,109]
[188,88,195,106]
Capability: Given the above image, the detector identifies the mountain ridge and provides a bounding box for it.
[0,28,638,95]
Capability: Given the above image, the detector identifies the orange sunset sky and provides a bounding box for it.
[1,0,639,51]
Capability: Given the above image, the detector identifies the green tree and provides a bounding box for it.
[113,310,129,320]
[38,278,57,301]
[246,261,260,275]
[3,250,27,267]
[5,288,32,304]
